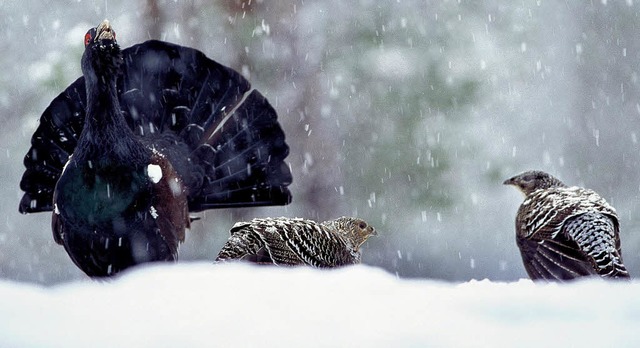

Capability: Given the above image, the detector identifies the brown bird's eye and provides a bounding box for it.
[359,222,367,229]
[84,32,92,46]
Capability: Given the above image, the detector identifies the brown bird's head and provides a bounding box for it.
[328,217,377,250]
[503,170,567,196]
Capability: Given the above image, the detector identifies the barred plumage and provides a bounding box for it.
[216,217,377,267]
[504,170,629,281]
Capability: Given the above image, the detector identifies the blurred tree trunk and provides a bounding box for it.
[216,1,347,222]
[144,0,164,40]
[181,1,201,47]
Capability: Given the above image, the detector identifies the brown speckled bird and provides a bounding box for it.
[504,170,629,281]
[216,217,377,267]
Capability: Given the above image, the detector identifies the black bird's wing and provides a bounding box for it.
[19,40,292,214]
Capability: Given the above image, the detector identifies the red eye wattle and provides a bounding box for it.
[84,32,92,46]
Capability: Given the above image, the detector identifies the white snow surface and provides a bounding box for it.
[0,263,638,347]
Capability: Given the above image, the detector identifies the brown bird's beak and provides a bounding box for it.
[503,176,529,197]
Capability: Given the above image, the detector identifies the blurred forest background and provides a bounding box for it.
[1,0,640,284]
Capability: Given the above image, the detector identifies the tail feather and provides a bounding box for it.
[19,40,291,214]
[119,40,251,138]
[188,89,291,210]
[216,225,264,261]
[563,212,629,279]
[19,80,86,213]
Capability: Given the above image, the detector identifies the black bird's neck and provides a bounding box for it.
[85,74,125,131]
[77,59,148,165]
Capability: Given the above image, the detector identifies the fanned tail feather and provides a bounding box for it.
[19,40,291,214]
[189,90,291,210]
[564,212,630,279]
[19,80,86,213]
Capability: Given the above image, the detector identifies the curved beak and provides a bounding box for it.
[96,19,115,42]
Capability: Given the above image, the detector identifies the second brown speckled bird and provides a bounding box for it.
[216,217,376,267]
[504,170,629,281]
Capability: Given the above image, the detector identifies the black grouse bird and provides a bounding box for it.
[216,217,377,267]
[18,20,292,277]
[504,170,629,281]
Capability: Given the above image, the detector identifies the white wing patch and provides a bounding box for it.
[147,164,163,184]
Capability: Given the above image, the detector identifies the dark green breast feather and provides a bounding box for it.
[56,160,151,226]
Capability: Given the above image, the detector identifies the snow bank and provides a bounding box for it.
[0,263,638,347]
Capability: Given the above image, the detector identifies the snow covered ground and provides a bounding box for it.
[0,263,638,347]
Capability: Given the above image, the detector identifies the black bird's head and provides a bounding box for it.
[81,20,122,81]
[503,170,567,196]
